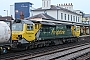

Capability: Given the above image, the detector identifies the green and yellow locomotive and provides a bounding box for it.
[12,19,80,49]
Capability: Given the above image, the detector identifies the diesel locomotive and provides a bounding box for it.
[11,19,80,49]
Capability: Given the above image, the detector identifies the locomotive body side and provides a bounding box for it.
[36,24,73,40]
[12,19,80,49]
[36,24,80,40]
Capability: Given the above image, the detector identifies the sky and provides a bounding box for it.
[0,0,90,16]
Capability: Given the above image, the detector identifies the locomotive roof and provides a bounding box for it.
[40,22,56,25]
[13,19,34,24]
[30,19,80,25]
[13,19,90,26]
[22,20,34,24]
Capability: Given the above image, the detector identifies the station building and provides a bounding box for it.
[82,14,90,24]
[31,0,83,23]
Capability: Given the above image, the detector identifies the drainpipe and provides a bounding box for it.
[57,9,58,20]
[89,17,90,35]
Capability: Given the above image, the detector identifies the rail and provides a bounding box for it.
[14,43,90,60]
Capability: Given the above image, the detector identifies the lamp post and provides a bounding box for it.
[4,10,8,17]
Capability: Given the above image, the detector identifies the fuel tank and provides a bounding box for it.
[0,21,11,43]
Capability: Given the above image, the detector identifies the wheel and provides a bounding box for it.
[25,46,28,50]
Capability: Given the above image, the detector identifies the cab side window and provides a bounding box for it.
[76,27,80,31]
[27,24,33,30]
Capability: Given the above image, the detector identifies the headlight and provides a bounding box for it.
[0,47,2,49]
[8,47,10,50]
[18,35,22,40]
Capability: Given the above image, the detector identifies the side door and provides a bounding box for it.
[24,24,35,42]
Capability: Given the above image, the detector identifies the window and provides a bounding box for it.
[65,14,66,20]
[44,1,45,7]
[69,7,71,9]
[68,14,69,20]
[35,24,39,29]
[42,27,49,32]
[76,16,77,22]
[45,28,49,32]
[27,24,33,30]
[61,13,63,19]
[35,24,37,29]
[66,25,71,29]
[47,1,48,7]
[73,16,75,21]
[76,26,80,31]
[12,23,23,31]
[78,17,79,22]
[56,25,64,29]
[71,15,72,21]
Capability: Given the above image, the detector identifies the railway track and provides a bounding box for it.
[0,36,90,60]
[76,52,90,60]
[1,43,90,60]
[14,43,90,60]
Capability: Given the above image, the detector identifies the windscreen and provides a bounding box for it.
[12,23,23,31]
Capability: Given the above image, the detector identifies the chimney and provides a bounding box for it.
[71,3,73,5]
[69,3,70,5]
[10,15,13,20]
[59,3,73,11]
[61,4,63,6]
[59,4,60,6]
[66,3,67,5]
[20,11,24,19]
[64,3,65,5]
[57,4,58,6]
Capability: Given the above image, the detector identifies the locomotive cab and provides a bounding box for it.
[71,25,80,37]
[12,20,35,44]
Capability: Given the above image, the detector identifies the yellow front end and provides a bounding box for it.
[12,23,35,42]
[12,31,35,42]
[12,31,23,41]
[71,26,80,37]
